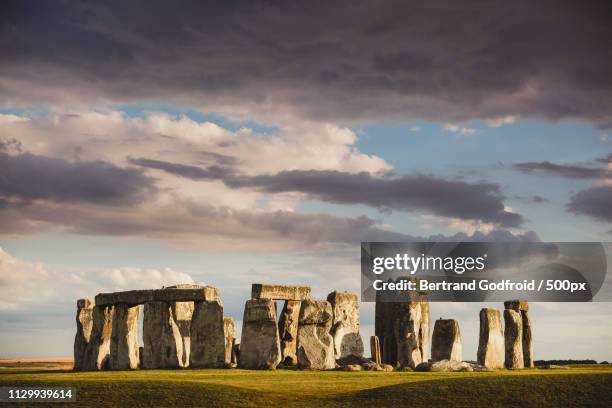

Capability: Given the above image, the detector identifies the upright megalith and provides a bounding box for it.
[370,336,381,365]
[326,291,364,359]
[477,308,504,369]
[278,300,301,365]
[431,319,462,362]
[110,304,141,370]
[375,294,430,369]
[142,301,194,369]
[504,300,533,368]
[297,300,335,369]
[82,305,115,371]
[239,299,281,369]
[223,317,236,365]
[504,309,524,369]
[74,299,94,371]
[521,310,534,368]
[190,300,226,368]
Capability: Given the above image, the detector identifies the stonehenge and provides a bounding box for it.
[327,291,364,359]
[504,300,533,368]
[375,290,430,369]
[296,300,335,369]
[431,319,462,362]
[73,299,94,371]
[74,283,534,373]
[477,308,504,369]
[239,299,282,369]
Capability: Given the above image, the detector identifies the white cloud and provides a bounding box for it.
[443,123,478,135]
[486,115,517,128]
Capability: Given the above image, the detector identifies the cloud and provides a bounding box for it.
[513,195,550,204]
[486,115,517,128]
[513,161,610,179]
[1,2,611,127]
[567,185,612,222]
[0,151,154,205]
[443,123,478,135]
[129,159,524,227]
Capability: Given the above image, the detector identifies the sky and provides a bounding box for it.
[0,1,611,361]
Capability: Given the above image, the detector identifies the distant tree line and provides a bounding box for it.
[534,359,608,366]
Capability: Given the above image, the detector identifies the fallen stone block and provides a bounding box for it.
[297,300,335,369]
[327,291,364,359]
[239,299,281,369]
[431,319,462,362]
[477,308,504,369]
[109,304,141,370]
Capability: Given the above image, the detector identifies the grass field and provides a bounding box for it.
[1,361,611,407]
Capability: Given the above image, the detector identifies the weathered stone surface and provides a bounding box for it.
[370,335,381,365]
[504,300,529,312]
[297,300,335,369]
[418,359,474,372]
[109,304,141,370]
[327,291,364,359]
[190,300,226,368]
[477,308,504,369]
[81,305,114,371]
[522,310,534,368]
[223,316,235,365]
[278,300,301,365]
[95,286,219,306]
[239,299,281,369]
[251,283,311,300]
[375,298,430,369]
[142,301,194,369]
[232,343,240,365]
[431,319,462,362]
[504,309,524,369]
[74,299,94,371]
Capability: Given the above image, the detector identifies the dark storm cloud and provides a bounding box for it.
[513,161,610,179]
[130,157,522,227]
[1,1,611,126]
[567,185,612,222]
[0,152,154,205]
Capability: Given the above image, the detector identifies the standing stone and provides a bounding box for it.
[297,300,335,369]
[431,319,462,362]
[278,300,301,365]
[142,301,194,369]
[223,317,235,365]
[504,309,524,369]
[419,301,430,362]
[522,310,534,368]
[477,308,504,369]
[82,305,115,371]
[190,300,226,368]
[110,304,141,370]
[74,299,94,371]
[239,299,281,369]
[327,291,364,359]
[370,336,381,365]
[232,343,240,365]
[375,296,430,369]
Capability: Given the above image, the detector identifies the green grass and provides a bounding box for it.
[1,365,611,407]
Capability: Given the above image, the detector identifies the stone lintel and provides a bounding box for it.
[504,300,529,312]
[251,284,311,300]
[95,287,220,306]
